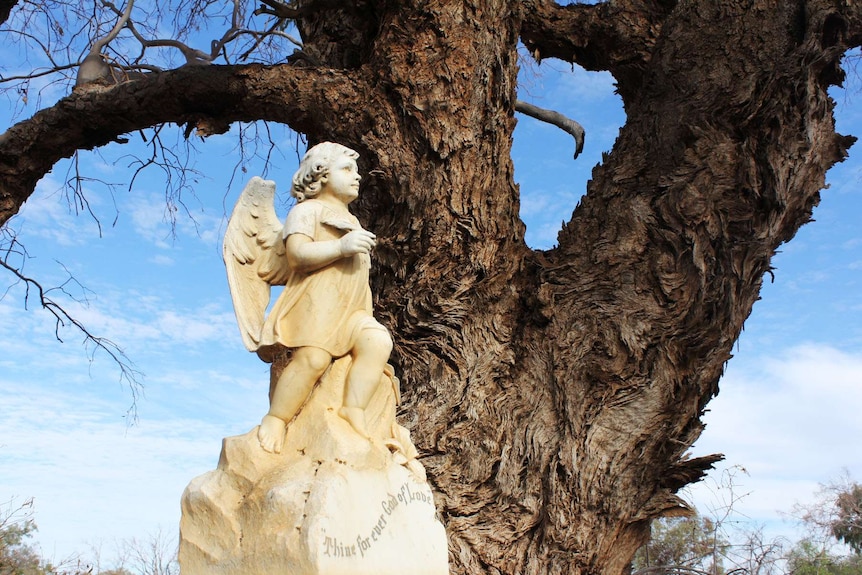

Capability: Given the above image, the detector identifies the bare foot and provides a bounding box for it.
[338,406,371,439]
[258,414,287,453]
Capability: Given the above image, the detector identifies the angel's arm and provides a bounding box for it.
[286,229,377,274]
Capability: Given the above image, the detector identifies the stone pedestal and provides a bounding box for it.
[179,356,449,575]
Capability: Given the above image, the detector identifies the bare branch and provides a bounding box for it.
[633,567,715,575]
[3,0,305,100]
[212,0,302,62]
[255,0,305,20]
[253,0,346,21]
[0,61,79,83]
[75,1,137,88]
[0,227,142,410]
[119,528,179,575]
[90,0,134,55]
[64,151,109,235]
[0,63,385,226]
[237,21,303,61]
[99,0,210,66]
[0,496,34,533]
[120,124,208,235]
[130,35,212,66]
[100,0,300,68]
[0,28,68,74]
[515,99,585,159]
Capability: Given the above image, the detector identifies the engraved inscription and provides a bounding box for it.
[321,481,435,559]
[323,534,357,558]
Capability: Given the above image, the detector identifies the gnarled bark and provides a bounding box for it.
[1,1,860,574]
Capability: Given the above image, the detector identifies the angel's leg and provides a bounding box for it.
[259,346,332,453]
[339,328,393,438]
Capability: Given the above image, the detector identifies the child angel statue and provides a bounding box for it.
[223,142,394,454]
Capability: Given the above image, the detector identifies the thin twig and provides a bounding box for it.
[238,20,302,61]
[0,232,142,415]
[0,62,79,83]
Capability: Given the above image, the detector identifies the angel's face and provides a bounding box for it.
[321,156,362,204]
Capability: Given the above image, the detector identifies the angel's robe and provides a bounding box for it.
[258,199,387,357]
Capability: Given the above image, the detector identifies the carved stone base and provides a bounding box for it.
[178,356,449,575]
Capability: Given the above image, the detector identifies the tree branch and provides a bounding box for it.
[515,99,584,159]
[519,0,676,100]
[0,28,73,84]
[0,229,142,409]
[0,63,381,226]
[100,0,211,67]
[0,61,80,84]
[255,0,304,20]
[91,0,135,55]
[75,0,137,87]
[253,0,340,20]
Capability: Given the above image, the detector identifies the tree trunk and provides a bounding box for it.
[1,1,860,574]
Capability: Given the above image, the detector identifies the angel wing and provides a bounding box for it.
[223,176,292,352]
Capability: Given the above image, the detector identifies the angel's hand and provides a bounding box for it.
[340,229,377,256]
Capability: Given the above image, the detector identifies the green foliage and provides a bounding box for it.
[0,501,49,575]
[787,539,862,575]
[0,499,176,575]
[0,500,97,575]
[633,515,729,575]
[831,483,862,555]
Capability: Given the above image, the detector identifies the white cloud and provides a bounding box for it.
[148,254,175,266]
[522,215,565,250]
[121,190,225,250]
[11,175,104,247]
[0,366,261,565]
[29,286,240,354]
[518,55,619,106]
[0,275,248,411]
[842,237,862,250]
[550,68,619,105]
[689,343,862,534]
[123,194,182,249]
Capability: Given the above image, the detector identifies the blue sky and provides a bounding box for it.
[0,39,860,568]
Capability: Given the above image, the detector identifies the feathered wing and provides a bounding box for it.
[223,176,292,352]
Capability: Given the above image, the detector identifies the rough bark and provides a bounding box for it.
[1,1,861,574]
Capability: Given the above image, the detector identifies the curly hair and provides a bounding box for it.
[290,142,360,202]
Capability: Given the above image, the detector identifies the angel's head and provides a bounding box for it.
[291,142,360,202]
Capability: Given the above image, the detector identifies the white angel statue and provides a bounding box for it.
[223,142,394,454]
